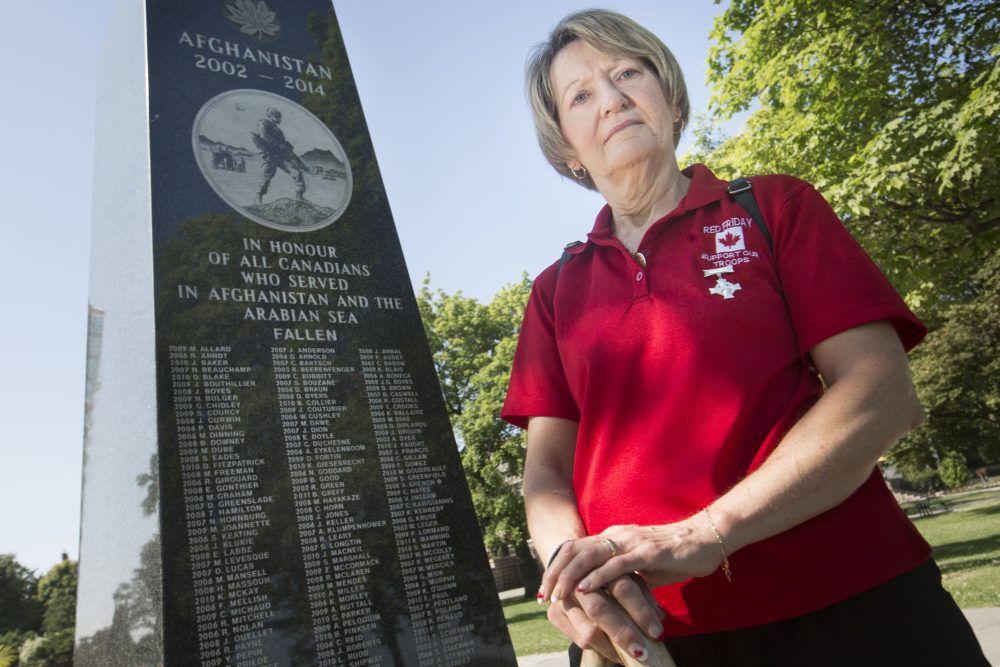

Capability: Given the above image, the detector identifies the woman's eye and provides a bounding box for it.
[573,91,589,105]
[620,68,638,79]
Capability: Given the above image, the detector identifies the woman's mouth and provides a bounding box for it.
[607,120,641,141]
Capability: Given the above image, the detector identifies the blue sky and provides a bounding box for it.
[0,0,736,574]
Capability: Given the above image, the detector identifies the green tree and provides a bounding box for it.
[701,0,999,321]
[18,636,48,667]
[17,632,72,667]
[0,554,78,667]
[19,556,79,667]
[0,555,41,637]
[697,0,999,468]
[892,250,1000,472]
[417,276,539,595]
[36,557,76,637]
[416,277,505,418]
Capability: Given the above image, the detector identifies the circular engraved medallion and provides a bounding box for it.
[192,89,352,232]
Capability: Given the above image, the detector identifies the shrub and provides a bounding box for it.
[938,451,970,489]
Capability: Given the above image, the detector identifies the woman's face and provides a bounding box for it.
[551,40,677,184]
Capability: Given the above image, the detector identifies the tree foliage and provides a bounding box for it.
[17,632,71,667]
[417,276,533,554]
[938,451,971,489]
[16,636,48,667]
[36,558,77,637]
[0,555,41,637]
[893,249,1000,471]
[695,0,999,470]
[417,278,504,418]
[0,554,78,667]
[700,0,999,321]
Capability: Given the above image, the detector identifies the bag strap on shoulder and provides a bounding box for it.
[555,240,585,281]
[727,177,773,253]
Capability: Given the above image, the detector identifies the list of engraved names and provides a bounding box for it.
[169,343,473,665]
[169,345,274,666]
[360,348,474,664]
[273,346,383,665]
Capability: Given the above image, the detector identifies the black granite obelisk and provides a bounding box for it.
[76,1,518,665]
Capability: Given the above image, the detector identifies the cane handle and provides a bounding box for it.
[578,597,677,667]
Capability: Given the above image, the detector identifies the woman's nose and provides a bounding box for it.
[599,81,630,115]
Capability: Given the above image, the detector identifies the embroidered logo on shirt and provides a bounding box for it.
[715,227,745,253]
[702,216,758,269]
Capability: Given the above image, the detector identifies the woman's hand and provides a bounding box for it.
[539,517,722,653]
[545,572,666,662]
[577,519,723,593]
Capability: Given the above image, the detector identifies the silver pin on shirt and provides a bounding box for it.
[703,265,742,299]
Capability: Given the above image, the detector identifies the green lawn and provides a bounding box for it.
[910,488,1000,608]
[501,489,1000,657]
[501,596,568,656]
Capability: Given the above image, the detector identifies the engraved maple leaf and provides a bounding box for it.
[225,0,280,40]
[718,231,741,247]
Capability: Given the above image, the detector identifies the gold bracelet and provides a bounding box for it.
[702,507,732,583]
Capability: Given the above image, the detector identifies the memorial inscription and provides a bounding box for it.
[76,1,516,665]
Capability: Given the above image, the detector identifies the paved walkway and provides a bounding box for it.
[966,607,1000,665]
[516,607,1000,666]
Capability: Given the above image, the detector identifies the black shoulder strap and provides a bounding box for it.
[727,177,773,253]
[555,240,584,282]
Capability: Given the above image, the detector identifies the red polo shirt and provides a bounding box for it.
[502,164,930,635]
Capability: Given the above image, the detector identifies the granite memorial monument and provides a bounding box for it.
[75,1,518,664]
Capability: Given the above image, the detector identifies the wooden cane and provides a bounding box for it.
[579,597,678,667]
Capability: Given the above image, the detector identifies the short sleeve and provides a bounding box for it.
[501,271,581,429]
[772,184,927,355]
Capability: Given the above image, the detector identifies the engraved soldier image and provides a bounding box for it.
[253,107,307,205]
[192,89,352,232]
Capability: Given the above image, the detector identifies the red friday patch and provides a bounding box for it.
[715,227,745,253]
[701,216,761,270]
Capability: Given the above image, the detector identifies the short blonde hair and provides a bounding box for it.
[526,9,690,190]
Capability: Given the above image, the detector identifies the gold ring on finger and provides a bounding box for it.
[602,538,618,558]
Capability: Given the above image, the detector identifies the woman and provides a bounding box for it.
[501,9,987,666]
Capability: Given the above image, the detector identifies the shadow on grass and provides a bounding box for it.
[913,498,1000,522]
[505,609,551,625]
[938,555,1000,575]
[502,598,550,625]
[965,503,1000,518]
[932,533,1000,575]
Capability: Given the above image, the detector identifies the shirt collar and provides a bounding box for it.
[587,163,731,241]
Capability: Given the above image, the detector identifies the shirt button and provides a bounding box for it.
[636,271,643,281]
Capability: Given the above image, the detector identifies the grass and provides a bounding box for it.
[899,486,1000,515]
[910,488,1000,608]
[501,596,568,656]
[501,489,1000,657]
